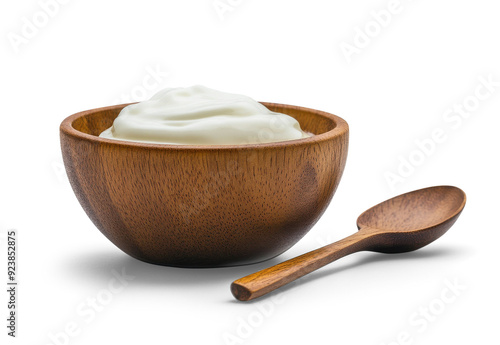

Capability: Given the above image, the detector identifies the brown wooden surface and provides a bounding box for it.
[60,103,349,267]
[231,186,466,300]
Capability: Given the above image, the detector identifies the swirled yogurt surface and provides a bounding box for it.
[99,85,310,145]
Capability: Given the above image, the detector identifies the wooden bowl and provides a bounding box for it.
[60,103,349,267]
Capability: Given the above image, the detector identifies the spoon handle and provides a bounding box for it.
[231,230,374,301]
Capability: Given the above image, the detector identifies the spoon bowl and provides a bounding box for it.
[231,185,466,301]
[357,185,466,253]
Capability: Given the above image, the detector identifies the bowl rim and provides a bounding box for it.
[60,102,348,150]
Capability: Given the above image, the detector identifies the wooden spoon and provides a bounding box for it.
[231,185,466,301]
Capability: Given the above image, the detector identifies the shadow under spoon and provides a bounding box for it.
[231,185,466,301]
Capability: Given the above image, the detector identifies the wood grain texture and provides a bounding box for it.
[231,186,466,300]
[60,103,349,267]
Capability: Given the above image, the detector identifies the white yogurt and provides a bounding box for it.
[99,85,310,145]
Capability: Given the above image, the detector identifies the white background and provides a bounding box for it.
[1,0,499,344]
